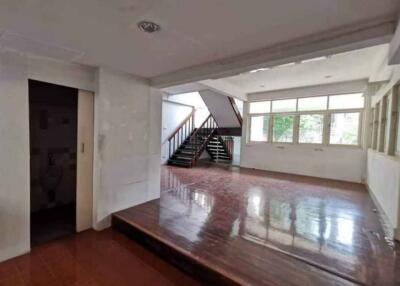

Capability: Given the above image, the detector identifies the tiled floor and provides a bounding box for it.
[114,162,400,286]
[0,229,199,286]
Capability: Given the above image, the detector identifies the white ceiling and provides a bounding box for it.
[0,0,398,78]
[210,44,390,94]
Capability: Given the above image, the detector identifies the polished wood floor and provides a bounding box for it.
[0,229,199,286]
[114,162,400,286]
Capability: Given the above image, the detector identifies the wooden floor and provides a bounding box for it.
[0,229,199,286]
[113,162,400,286]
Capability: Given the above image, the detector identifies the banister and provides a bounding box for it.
[168,110,195,142]
[228,97,243,126]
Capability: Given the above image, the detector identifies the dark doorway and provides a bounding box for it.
[29,80,78,246]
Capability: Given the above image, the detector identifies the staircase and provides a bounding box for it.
[206,136,233,163]
[168,115,235,168]
[167,95,241,168]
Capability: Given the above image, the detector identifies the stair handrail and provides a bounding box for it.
[167,110,195,159]
[188,114,218,165]
[219,135,234,159]
[228,97,243,126]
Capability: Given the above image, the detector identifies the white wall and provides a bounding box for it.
[367,150,400,235]
[93,68,161,230]
[241,80,368,183]
[0,51,30,263]
[241,144,366,182]
[367,65,400,239]
[0,52,162,262]
[0,51,98,262]
[161,101,193,164]
[199,90,241,128]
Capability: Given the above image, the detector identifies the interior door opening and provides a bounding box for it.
[29,80,78,246]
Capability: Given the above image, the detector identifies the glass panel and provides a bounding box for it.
[273,115,294,143]
[299,114,324,144]
[298,96,327,111]
[249,101,270,114]
[397,94,400,153]
[272,99,297,113]
[329,112,360,145]
[250,116,269,142]
[385,96,390,150]
[328,93,364,110]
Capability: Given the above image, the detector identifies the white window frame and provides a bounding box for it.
[247,93,364,147]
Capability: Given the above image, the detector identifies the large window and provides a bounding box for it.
[298,96,327,111]
[250,116,269,142]
[329,113,360,145]
[249,101,270,114]
[248,93,364,146]
[272,99,296,113]
[328,93,364,110]
[299,114,324,144]
[273,115,294,143]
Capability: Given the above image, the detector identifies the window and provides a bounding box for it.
[378,96,388,152]
[247,93,363,146]
[397,90,400,154]
[249,101,270,114]
[273,115,294,143]
[372,103,380,150]
[299,114,324,144]
[329,112,360,145]
[272,99,296,113]
[249,116,269,142]
[328,93,364,110]
[298,96,327,111]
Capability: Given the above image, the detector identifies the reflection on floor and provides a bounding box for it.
[31,203,76,246]
[0,229,199,286]
[114,162,400,286]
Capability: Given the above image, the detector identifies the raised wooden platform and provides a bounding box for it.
[112,164,400,286]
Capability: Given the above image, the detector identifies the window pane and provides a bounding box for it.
[250,116,269,141]
[298,96,327,111]
[272,99,297,112]
[249,101,270,114]
[299,114,324,144]
[273,115,294,142]
[329,93,364,110]
[330,112,360,145]
[397,95,400,153]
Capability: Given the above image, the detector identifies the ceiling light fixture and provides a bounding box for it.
[249,68,270,73]
[301,56,328,63]
[275,62,296,68]
[137,20,161,33]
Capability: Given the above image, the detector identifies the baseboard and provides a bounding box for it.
[0,243,30,263]
[366,184,395,240]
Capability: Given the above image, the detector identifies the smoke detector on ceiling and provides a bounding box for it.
[137,21,161,33]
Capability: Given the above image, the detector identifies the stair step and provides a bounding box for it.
[168,160,191,167]
[214,156,230,160]
[172,155,193,160]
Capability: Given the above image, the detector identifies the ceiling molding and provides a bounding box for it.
[151,14,397,88]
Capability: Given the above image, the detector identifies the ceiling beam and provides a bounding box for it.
[151,14,397,89]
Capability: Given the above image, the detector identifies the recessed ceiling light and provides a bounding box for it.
[137,20,161,33]
[249,68,270,73]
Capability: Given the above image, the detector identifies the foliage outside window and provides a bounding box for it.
[273,115,294,143]
[299,114,324,144]
[248,93,364,146]
[329,113,360,145]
